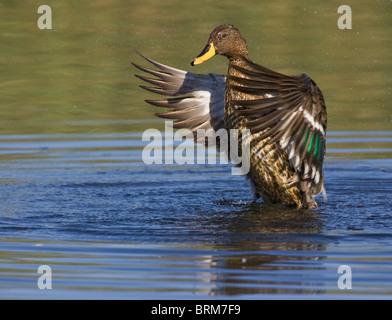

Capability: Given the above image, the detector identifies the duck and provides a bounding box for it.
[133,24,327,209]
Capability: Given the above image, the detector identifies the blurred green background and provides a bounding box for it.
[1,0,391,135]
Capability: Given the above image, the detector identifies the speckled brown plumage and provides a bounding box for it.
[226,59,302,207]
[134,24,327,209]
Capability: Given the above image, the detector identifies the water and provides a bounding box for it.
[1,130,392,299]
[1,0,392,300]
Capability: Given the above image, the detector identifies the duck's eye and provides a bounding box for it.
[221,33,228,38]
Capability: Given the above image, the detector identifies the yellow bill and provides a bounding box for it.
[191,43,216,66]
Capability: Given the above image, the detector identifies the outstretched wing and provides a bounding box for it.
[132,53,226,145]
[228,61,327,198]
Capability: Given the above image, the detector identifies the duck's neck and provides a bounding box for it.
[227,55,250,77]
[229,51,249,64]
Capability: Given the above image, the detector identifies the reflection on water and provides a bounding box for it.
[1,130,392,298]
[1,0,392,299]
[1,234,392,299]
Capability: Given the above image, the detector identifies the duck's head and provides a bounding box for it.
[191,24,248,66]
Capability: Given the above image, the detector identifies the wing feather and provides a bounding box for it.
[133,53,226,147]
[229,63,327,199]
